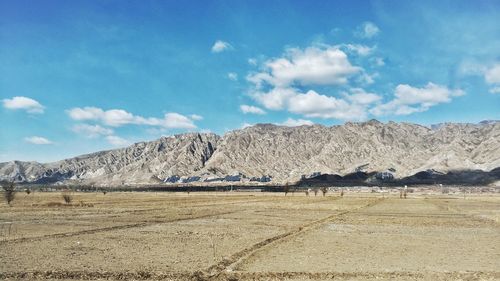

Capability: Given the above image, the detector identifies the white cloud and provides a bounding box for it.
[211,40,232,53]
[459,62,500,94]
[248,45,361,88]
[355,22,380,39]
[485,64,500,94]
[357,72,378,85]
[343,44,374,56]
[67,107,135,127]
[485,64,500,84]
[190,114,203,121]
[280,118,314,127]
[241,123,253,129]
[66,106,103,120]
[344,88,382,105]
[246,43,379,121]
[246,43,383,121]
[67,107,197,129]
[106,135,130,147]
[371,83,464,116]
[252,86,373,121]
[240,104,266,115]
[287,90,367,120]
[227,72,238,81]
[2,96,45,114]
[252,87,298,110]
[161,113,197,129]
[248,58,257,65]
[24,136,53,145]
[102,109,136,126]
[72,124,113,138]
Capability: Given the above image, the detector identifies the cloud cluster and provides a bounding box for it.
[67,107,201,146]
[67,107,198,129]
[246,44,382,121]
[248,45,361,88]
[24,136,53,145]
[371,83,464,116]
[253,87,381,121]
[245,41,464,121]
[2,96,45,114]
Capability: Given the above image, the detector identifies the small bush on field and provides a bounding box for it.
[62,191,73,204]
[2,182,16,206]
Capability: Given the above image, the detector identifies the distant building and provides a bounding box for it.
[183,176,201,183]
[164,175,180,183]
[204,177,224,182]
[225,174,242,182]
[376,171,394,181]
[249,175,272,182]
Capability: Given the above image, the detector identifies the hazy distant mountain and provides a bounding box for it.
[1,120,499,186]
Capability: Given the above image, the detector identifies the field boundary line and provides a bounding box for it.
[204,198,385,278]
[1,269,499,281]
[0,210,236,245]
[424,198,500,225]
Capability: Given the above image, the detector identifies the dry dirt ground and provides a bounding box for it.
[0,190,499,280]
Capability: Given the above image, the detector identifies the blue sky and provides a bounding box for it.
[1,0,499,162]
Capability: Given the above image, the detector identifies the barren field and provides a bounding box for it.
[0,191,499,280]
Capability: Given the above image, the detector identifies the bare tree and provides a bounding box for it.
[2,182,16,206]
[283,183,290,196]
[320,187,328,197]
[313,188,319,196]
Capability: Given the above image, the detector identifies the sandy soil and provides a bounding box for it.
[0,191,499,280]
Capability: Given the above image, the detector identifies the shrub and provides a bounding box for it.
[25,188,31,195]
[2,182,15,206]
[313,189,319,196]
[62,191,73,204]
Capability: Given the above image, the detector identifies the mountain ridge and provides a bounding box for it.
[1,120,499,186]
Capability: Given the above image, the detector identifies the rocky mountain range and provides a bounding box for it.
[1,120,499,186]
